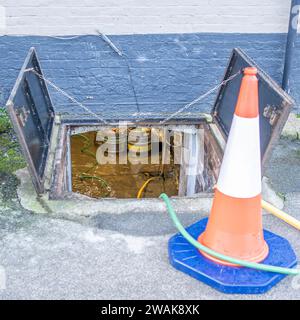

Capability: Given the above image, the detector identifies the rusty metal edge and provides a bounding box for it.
[49,124,68,200]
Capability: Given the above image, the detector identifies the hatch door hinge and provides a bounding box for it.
[263,105,281,126]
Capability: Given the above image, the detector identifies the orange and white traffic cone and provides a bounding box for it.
[168,66,297,294]
[198,67,269,265]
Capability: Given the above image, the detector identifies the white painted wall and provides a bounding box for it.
[0,0,293,35]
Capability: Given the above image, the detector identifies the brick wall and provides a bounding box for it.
[0,0,299,116]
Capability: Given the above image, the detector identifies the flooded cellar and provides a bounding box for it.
[6,48,294,205]
[70,123,220,199]
[71,128,182,199]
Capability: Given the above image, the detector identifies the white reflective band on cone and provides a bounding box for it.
[217,115,261,198]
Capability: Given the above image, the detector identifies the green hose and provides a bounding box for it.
[159,193,299,276]
[74,134,111,196]
[74,134,96,159]
[79,174,111,196]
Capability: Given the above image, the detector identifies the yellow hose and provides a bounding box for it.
[261,199,300,231]
[137,177,158,199]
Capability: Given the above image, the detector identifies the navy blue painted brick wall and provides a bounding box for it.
[0,33,299,119]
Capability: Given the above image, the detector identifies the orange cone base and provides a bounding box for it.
[197,233,269,267]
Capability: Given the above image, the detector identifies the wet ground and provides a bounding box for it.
[0,138,299,300]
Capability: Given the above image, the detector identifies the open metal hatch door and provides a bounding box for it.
[212,48,295,171]
[5,47,295,196]
[6,47,55,194]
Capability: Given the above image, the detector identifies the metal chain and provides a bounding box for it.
[24,68,108,124]
[24,67,240,125]
[159,70,241,124]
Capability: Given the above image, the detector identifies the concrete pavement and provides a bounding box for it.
[0,138,299,300]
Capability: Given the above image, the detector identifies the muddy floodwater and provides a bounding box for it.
[71,131,180,199]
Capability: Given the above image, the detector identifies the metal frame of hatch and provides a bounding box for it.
[47,117,224,200]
